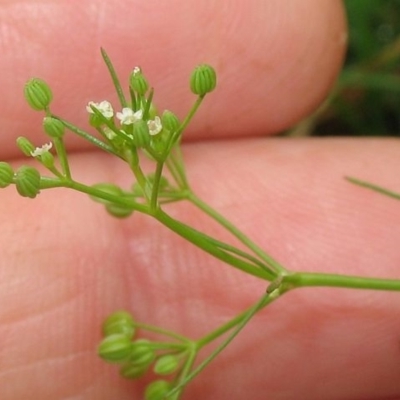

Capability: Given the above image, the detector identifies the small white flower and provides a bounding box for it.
[116,108,143,125]
[132,66,141,75]
[86,101,114,119]
[147,116,162,136]
[31,142,53,157]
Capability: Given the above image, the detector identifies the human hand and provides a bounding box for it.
[1,1,399,399]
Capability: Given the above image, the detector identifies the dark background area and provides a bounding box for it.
[289,0,400,137]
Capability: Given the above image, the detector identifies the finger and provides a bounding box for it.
[1,138,399,399]
[0,0,346,159]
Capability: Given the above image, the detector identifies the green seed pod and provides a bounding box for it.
[130,339,156,367]
[144,380,172,400]
[120,362,148,379]
[97,334,133,363]
[132,120,151,148]
[15,166,41,198]
[16,137,35,157]
[105,203,134,219]
[40,151,55,169]
[161,110,180,132]
[102,311,135,338]
[103,315,135,339]
[130,67,149,95]
[153,354,180,376]
[190,64,217,96]
[24,78,53,111]
[0,162,14,188]
[43,117,65,138]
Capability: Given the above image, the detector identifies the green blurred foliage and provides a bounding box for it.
[291,0,400,136]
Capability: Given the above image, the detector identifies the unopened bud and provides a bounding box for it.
[16,137,35,157]
[24,78,53,111]
[190,64,217,96]
[98,334,133,363]
[145,380,172,400]
[130,67,149,95]
[0,162,14,188]
[15,166,41,198]
[153,354,179,375]
[43,117,65,138]
[161,110,180,132]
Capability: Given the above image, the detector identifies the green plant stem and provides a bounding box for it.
[55,116,120,157]
[168,292,278,397]
[132,322,190,343]
[166,95,205,154]
[150,160,165,211]
[155,209,273,280]
[283,271,400,291]
[195,292,274,349]
[166,146,189,189]
[188,193,287,275]
[170,345,197,400]
[53,137,71,179]
[39,177,150,214]
[346,176,400,200]
[125,148,149,200]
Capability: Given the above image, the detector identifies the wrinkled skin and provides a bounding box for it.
[1,1,400,399]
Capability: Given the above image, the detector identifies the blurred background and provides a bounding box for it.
[289,0,400,137]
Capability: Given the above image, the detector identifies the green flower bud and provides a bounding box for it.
[120,362,148,379]
[43,117,65,138]
[15,166,41,198]
[105,203,134,218]
[190,64,217,96]
[132,120,151,148]
[97,334,133,363]
[16,137,35,157]
[0,162,14,188]
[129,339,156,367]
[153,354,179,375]
[144,380,172,400]
[161,110,180,132]
[24,78,53,111]
[130,67,149,95]
[102,311,135,338]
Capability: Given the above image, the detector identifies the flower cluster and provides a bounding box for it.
[97,311,190,400]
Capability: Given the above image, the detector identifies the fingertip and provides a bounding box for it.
[0,0,347,158]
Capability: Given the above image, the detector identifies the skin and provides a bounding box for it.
[1,1,399,399]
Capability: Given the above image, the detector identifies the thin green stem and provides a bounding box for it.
[195,291,274,349]
[54,116,120,157]
[132,321,190,343]
[165,95,205,154]
[155,209,273,280]
[169,346,197,400]
[188,193,287,275]
[100,48,127,107]
[168,292,278,396]
[53,137,71,179]
[283,271,400,292]
[150,160,165,211]
[346,176,400,201]
[166,146,189,189]
[200,233,272,274]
